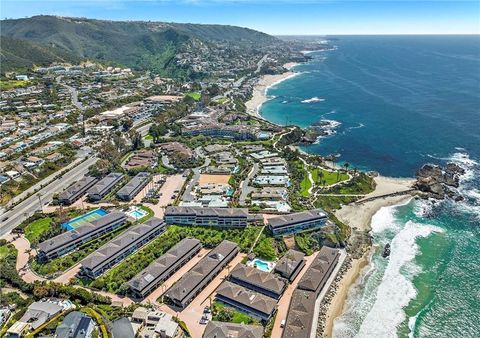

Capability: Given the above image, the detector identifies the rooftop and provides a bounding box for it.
[165,206,249,218]
[166,240,239,304]
[81,217,165,272]
[297,247,339,293]
[215,280,277,317]
[203,321,263,338]
[229,263,286,296]
[128,238,201,293]
[38,212,126,254]
[267,208,327,229]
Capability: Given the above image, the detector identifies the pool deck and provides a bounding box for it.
[62,208,107,230]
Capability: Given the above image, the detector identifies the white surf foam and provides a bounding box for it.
[301,96,325,103]
[355,217,444,338]
[333,201,442,338]
[264,72,302,95]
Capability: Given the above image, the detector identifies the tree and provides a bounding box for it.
[343,162,350,171]
[129,131,144,150]
[317,170,324,186]
[122,118,133,131]
[216,307,233,322]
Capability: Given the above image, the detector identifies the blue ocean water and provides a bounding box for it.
[261,35,480,176]
[260,36,480,337]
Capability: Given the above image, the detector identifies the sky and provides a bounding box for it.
[2,0,479,35]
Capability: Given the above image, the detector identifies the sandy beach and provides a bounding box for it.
[245,63,299,119]
[322,175,415,337]
[335,176,415,231]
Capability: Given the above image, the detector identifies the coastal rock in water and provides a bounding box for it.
[446,162,466,176]
[414,163,465,200]
[416,164,443,178]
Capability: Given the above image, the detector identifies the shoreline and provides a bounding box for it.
[245,59,418,337]
[245,62,300,120]
[322,176,415,337]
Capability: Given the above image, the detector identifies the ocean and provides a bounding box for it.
[259,36,480,337]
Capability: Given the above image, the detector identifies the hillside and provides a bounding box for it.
[0,16,279,74]
[0,36,80,72]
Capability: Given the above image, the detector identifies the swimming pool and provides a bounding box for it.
[248,258,276,272]
[126,206,148,220]
[62,208,108,231]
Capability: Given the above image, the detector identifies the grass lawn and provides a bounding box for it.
[31,223,130,277]
[213,97,228,104]
[138,205,154,223]
[213,301,260,325]
[312,168,349,186]
[89,225,264,293]
[300,174,312,197]
[0,80,31,90]
[186,91,201,101]
[0,245,10,259]
[144,134,153,140]
[24,217,53,243]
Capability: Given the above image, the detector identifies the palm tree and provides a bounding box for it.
[344,162,350,172]
[317,170,324,186]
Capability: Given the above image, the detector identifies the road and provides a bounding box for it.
[225,54,268,97]
[239,162,259,205]
[0,156,97,236]
[56,76,84,111]
[271,252,319,338]
[181,148,210,203]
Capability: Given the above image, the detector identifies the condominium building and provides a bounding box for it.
[80,217,165,279]
[267,208,328,236]
[228,264,286,299]
[274,249,305,282]
[164,206,249,228]
[37,212,126,262]
[128,238,202,298]
[215,281,277,322]
[203,321,263,338]
[59,176,98,205]
[182,125,256,141]
[165,240,239,308]
[282,247,340,338]
[87,172,124,202]
[116,172,150,201]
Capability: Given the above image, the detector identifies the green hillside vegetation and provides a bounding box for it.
[0,36,80,72]
[0,15,279,75]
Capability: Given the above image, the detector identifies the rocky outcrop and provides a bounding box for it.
[301,120,341,144]
[415,163,465,200]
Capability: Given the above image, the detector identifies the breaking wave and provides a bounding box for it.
[301,96,325,103]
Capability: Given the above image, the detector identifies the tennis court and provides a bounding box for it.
[62,208,108,230]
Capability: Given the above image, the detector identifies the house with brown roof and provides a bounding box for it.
[229,263,286,299]
[215,281,277,322]
[203,321,263,338]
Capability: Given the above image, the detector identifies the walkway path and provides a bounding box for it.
[176,253,246,338]
[6,232,133,307]
[299,157,315,195]
[271,252,319,338]
[142,248,211,305]
[248,226,265,254]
